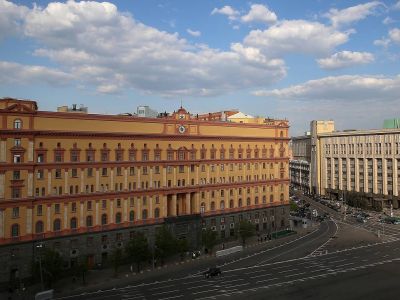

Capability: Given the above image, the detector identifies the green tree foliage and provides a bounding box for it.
[33,248,64,288]
[290,201,299,212]
[177,238,188,261]
[238,220,255,246]
[201,228,218,255]
[110,248,123,275]
[125,232,150,272]
[155,226,178,264]
[346,191,369,210]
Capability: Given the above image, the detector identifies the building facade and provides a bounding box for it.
[318,128,400,209]
[290,134,312,193]
[137,105,158,118]
[0,98,290,284]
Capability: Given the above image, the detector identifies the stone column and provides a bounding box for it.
[394,159,398,196]
[149,196,153,218]
[137,168,141,188]
[0,139,7,162]
[171,194,177,216]
[110,199,114,223]
[150,168,153,188]
[63,204,68,229]
[80,202,84,226]
[338,158,343,190]
[187,166,190,185]
[173,167,176,187]
[347,158,351,191]
[136,197,140,220]
[185,193,191,214]
[163,195,168,218]
[95,168,99,192]
[123,198,128,222]
[355,158,359,192]
[0,173,4,198]
[28,140,34,162]
[163,167,167,187]
[0,209,4,238]
[124,168,128,190]
[383,158,388,195]
[196,165,199,185]
[64,170,68,194]
[373,158,378,194]
[207,165,210,184]
[81,168,86,193]
[26,172,33,197]
[46,205,51,231]
[47,171,52,195]
[110,168,114,190]
[364,159,368,193]
[26,207,32,234]
[95,201,100,225]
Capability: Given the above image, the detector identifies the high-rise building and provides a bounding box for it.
[0,98,290,283]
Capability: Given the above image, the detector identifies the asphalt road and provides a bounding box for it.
[57,238,400,300]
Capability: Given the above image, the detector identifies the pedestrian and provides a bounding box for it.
[130,264,133,273]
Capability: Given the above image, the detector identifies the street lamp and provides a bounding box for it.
[36,243,44,291]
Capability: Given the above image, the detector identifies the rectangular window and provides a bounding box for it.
[179,165,185,173]
[13,155,21,163]
[87,168,93,177]
[55,203,60,214]
[14,139,21,147]
[71,168,78,177]
[37,205,42,216]
[130,167,135,176]
[116,167,122,176]
[155,166,160,174]
[102,200,107,209]
[11,188,21,198]
[55,169,62,179]
[87,201,92,210]
[13,170,20,180]
[12,207,19,218]
[102,168,107,176]
[37,170,44,180]
[71,202,77,212]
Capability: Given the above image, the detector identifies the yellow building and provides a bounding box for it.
[0,98,290,283]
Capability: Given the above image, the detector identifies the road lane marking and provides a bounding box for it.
[152,289,179,296]
[285,271,307,278]
[192,288,221,295]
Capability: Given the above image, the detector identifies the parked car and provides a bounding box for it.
[204,267,222,278]
[191,250,201,259]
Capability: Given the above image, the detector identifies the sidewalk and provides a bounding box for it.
[2,226,316,299]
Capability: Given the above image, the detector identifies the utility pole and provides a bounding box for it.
[36,243,44,291]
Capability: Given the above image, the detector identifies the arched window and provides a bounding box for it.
[246,197,251,206]
[270,195,274,203]
[255,196,259,205]
[53,219,61,231]
[101,213,107,225]
[142,209,148,220]
[280,193,284,202]
[35,221,44,234]
[210,201,215,211]
[86,215,93,227]
[263,195,266,204]
[129,211,135,222]
[154,208,160,218]
[11,224,19,237]
[238,198,242,207]
[70,217,77,229]
[229,199,234,208]
[115,212,122,224]
[200,202,205,214]
[13,119,22,129]
[220,201,225,210]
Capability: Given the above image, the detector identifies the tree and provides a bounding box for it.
[126,232,150,272]
[33,248,64,288]
[177,238,188,261]
[155,226,177,265]
[238,220,255,246]
[201,228,218,255]
[110,248,123,276]
[290,201,299,212]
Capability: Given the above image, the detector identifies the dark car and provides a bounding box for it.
[204,267,222,278]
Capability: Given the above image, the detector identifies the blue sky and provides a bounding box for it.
[0,0,400,135]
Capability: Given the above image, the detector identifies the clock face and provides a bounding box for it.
[179,114,185,119]
[178,125,186,134]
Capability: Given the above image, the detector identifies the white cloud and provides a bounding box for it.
[383,16,395,25]
[0,0,28,40]
[2,0,286,96]
[317,51,374,70]
[324,1,383,28]
[241,4,277,25]
[252,74,400,103]
[389,28,400,43]
[244,20,350,57]
[0,61,72,85]
[211,5,239,21]
[394,1,400,10]
[186,28,201,37]
[374,38,391,48]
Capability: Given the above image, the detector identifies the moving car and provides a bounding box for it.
[204,267,222,278]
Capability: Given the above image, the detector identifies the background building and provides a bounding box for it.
[137,105,158,118]
[0,98,290,284]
